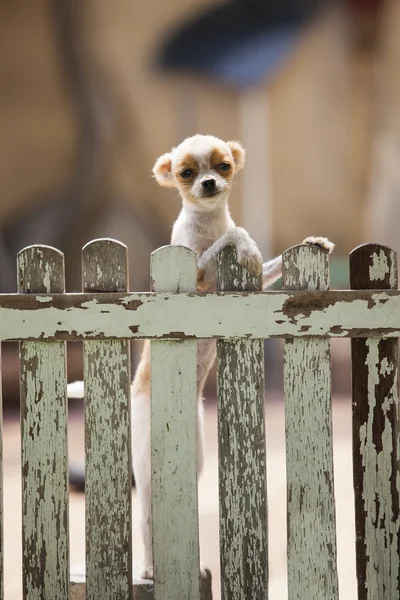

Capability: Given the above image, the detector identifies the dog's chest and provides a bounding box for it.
[189,218,228,255]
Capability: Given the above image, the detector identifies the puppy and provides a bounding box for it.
[68,134,334,579]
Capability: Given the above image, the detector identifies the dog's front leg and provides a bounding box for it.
[197,227,263,280]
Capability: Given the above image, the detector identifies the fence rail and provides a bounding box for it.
[0,238,398,600]
[0,290,400,340]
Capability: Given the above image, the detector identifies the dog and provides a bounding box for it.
[68,134,334,579]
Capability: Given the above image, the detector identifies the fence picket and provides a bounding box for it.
[7,236,400,600]
[18,245,69,600]
[82,239,132,600]
[150,245,201,600]
[216,246,268,600]
[0,345,3,600]
[350,243,399,600]
[282,244,338,600]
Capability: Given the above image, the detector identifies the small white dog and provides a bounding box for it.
[68,134,334,578]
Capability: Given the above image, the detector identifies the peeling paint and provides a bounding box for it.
[35,295,53,303]
[9,241,400,600]
[0,291,400,341]
[20,342,69,599]
[282,244,338,600]
[82,239,133,600]
[85,340,132,599]
[216,246,267,600]
[369,250,390,282]
[360,339,399,599]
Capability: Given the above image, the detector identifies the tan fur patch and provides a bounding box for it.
[174,154,200,203]
[131,340,151,396]
[226,140,245,170]
[210,149,233,179]
[175,153,199,180]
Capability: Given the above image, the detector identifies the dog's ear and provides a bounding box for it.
[227,141,245,171]
[153,152,174,187]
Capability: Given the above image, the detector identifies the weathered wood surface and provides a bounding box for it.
[350,243,400,600]
[1,288,400,341]
[69,570,212,599]
[150,246,202,600]
[18,245,69,600]
[216,246,268,600]
[82,239,132,600]
[0,344,3,600]
[283,245,338,600]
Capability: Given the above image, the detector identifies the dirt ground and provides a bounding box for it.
[3,396,357,599]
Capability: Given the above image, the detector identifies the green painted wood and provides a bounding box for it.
[3,288,400,341]
[150,246,201,600]
[18,245,69,600]
[282,244,338,600]
[69,569,213,599]
[216,246,268,600]
[82,239,132,600]
[350,243,399,600]
[0,344,3,600]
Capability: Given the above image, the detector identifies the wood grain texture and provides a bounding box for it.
[0,344,3,600]
[150,246,202,600]
[70,570,212,599]
[18,245,69,600]
[82,239,132,600]
[3,288,400,341]
[350,243,399,600]
[216,246,268,600]
[283,244,338,600]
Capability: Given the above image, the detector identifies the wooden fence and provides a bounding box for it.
[0,238,399,600]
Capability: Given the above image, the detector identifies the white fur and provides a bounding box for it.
[66,380,85,398]
[68,134,334,579]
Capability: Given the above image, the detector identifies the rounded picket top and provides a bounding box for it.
[17,244,65,293]
[282,242,330,291]
[82,238,128,292]
[150,245,197,292]
[350,242,398,290]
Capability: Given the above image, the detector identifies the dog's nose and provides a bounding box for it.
[202,178,216,190]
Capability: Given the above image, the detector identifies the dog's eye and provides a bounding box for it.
[217,163,230,171]
[180,169,193,178]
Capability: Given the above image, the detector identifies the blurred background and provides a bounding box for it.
[1,0,399,598]
[1,0,400,402]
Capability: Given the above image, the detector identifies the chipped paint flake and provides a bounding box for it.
[369,250,389,282]
[35,295,53,303]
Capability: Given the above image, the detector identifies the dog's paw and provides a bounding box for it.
[140,565,153,580]
[302,236,335,254]
[237,241,263,277]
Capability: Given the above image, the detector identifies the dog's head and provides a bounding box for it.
[153,134,245,211]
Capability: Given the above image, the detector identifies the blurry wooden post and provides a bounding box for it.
[240,90,272,260]
[282,244,338,600]
[239,89,281,388]
[216,246,268,600]
[350,243,399,600]
[365,0,400,250]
